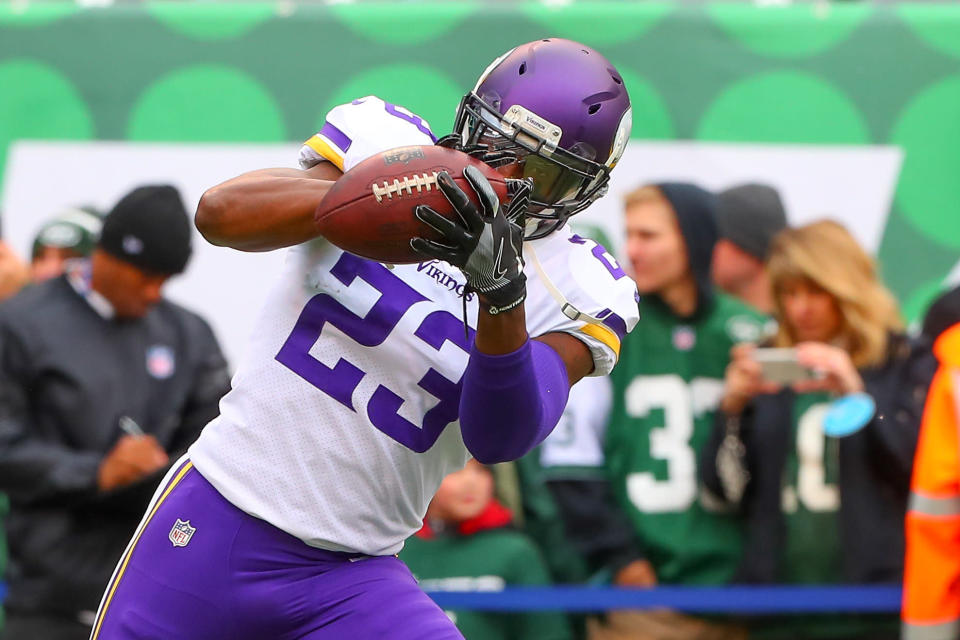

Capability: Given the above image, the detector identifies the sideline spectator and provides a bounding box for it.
[902,322,960,640]
[711,183,788,314]
[399,459,573,640]
[0,185,230,640]
[544,183,764,639]
[0,242,29,303]
[703,220,936,640]
[922,285,960,345]
[30,206,103,282]
[0,206,102,305]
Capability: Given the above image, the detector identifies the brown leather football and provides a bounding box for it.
[314,145,508,264]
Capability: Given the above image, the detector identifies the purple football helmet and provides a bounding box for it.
[448,38,632,239]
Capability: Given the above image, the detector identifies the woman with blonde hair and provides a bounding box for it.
[701,220,937,640]
[767,220,902,370]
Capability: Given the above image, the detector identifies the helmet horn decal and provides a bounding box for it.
[607,107,632,169]
[473,47,516,92]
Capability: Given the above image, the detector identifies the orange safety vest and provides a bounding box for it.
[903,323,960,640]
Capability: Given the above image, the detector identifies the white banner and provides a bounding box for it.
[578,141,903,256]
[1,140,904,369]
[2,141,300,368]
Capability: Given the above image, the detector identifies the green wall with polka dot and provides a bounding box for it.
[1,2,957,321]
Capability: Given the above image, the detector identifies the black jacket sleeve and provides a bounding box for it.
[546,478,646,575]
[0,324,102,504]
[860,335,938,489]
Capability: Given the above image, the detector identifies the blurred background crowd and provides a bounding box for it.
[1,1,959,640]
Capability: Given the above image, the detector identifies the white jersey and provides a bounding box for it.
[539,373,612,471]
[190,96,640,556]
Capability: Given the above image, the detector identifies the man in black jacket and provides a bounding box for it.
[0,185,231,639]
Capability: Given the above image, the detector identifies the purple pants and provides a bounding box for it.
[91,459,463,640]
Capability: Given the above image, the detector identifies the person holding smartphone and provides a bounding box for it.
[702,220,937,640]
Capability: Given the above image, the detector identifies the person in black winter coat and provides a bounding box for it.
[0,186,231,640]
[701,220,937,639]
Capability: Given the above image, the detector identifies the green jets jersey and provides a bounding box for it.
[752,393,898,640]
[781,392,842,585]
[400,529,573,640]
[605,294,767,585]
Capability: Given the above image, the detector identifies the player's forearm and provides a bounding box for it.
[196,169,335,252]
[460,338,569,464]
[473,304,529,354]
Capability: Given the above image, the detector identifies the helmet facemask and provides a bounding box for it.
[445,91,613,240]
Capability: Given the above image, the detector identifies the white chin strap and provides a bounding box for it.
[525,242,608,328]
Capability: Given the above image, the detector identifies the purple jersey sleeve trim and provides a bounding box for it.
[459,339,569,464]
[319,122,352,153]
[384,102,438,143]
[595,309,628,342]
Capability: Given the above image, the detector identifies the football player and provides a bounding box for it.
[91,39,638,640]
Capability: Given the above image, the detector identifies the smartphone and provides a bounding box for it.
[751,348,819,385]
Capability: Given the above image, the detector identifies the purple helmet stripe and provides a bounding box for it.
[319,122,353,153]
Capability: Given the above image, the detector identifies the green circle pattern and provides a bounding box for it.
[697,71,869,143]
[0,59,93,177]
[147,2,274,40]
[0,4,78,27]
[329,2,478,45]
[128,65,286,142]
[898,5,960,59]
[901,276,950,325]
[890,75,960,250]
[615,68,674,140]
[708,4,872,59]
[523,2,673,46]
[320,64,464,138]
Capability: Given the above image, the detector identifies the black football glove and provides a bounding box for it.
[410,166,528,315]
[503,175,534,224]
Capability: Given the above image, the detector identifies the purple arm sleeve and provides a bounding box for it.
[459,339,570,464]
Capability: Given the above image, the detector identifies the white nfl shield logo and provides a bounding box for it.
[672,326,696,351]
[169,519,195,547]
[146,345,175,379]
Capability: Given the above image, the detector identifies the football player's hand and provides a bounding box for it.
[98,434,169,491]
[410,166,526,315]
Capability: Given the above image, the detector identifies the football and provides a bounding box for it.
[314,145,509,264]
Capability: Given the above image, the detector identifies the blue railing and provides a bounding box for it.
[0,583,900,615]
[426,586,902,614]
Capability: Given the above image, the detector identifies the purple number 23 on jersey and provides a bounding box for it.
[276,253,474,452]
